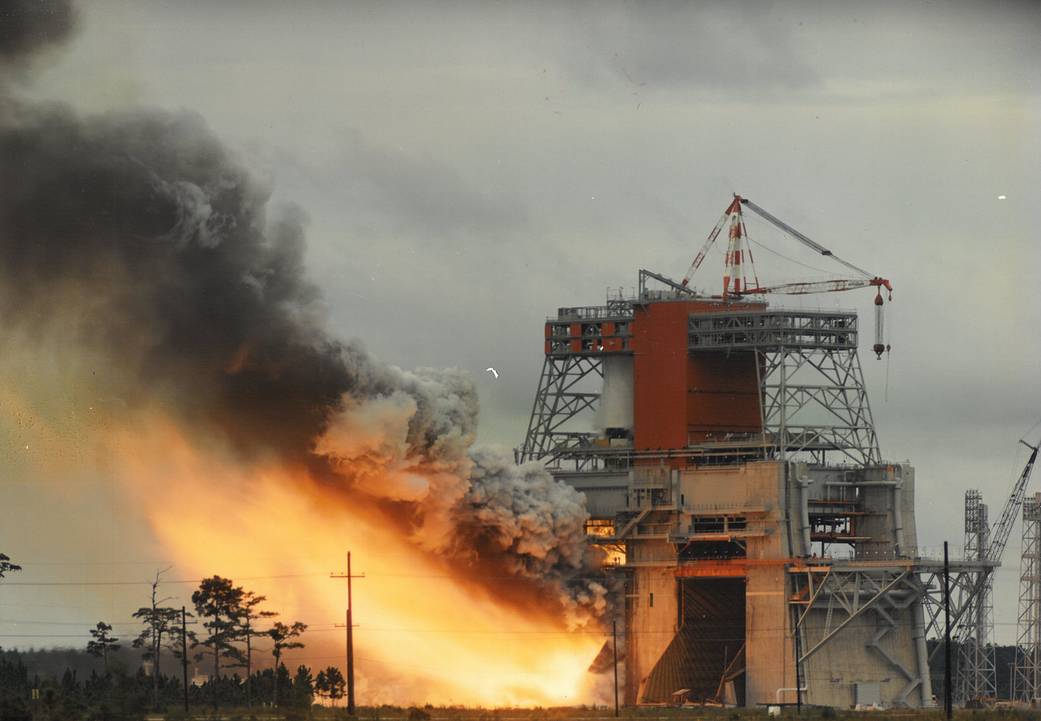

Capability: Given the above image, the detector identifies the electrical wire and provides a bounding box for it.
[1,572,327,587]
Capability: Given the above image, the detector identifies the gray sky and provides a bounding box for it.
[3,0,1040,648]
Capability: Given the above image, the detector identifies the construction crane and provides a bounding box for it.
[681,195,893,358]
[953,435,1041,680]
[986,436,1040,567]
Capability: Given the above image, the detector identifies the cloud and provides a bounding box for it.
[564,1,819,92]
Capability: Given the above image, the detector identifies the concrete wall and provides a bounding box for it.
[582,458,928,709]
[557,470,629,519]
[625,539,679,704]
[634,461,798,706]
[744,462,797,706]
[802,604,923,708]
[857,464,917,560]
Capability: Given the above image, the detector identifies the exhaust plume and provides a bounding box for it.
[0,0,608,702]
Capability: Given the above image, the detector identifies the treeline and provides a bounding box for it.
[926,639,1021,702]
[0,649,323,720]
[0,555,346,719]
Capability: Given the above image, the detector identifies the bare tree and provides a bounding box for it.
[132,567,188,710]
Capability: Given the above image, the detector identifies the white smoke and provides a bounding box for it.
[316,366,609,627]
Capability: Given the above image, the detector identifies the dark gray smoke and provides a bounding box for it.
[0,102,363,459]
[0,0,607,625]
[0,0,76,66]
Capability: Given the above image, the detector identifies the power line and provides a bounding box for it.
[1,572,326,587]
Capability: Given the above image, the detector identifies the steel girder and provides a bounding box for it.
[759,345,880,466]
[955,492,996,703]
[1013,495,1041,703]
[517,354,602,466]
[791,567,930,707]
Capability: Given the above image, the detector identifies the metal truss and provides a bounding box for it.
[516,354,602,466]
[688,310,879,466]
[688,310,858,352]
[1013,494,1041,704]
[758,345,880,466]
[521,306,880,469]
[791,566,931,707]
[956,491,996,703]
[916,563,994,675]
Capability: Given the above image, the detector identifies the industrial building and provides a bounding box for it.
[517,197,991,709]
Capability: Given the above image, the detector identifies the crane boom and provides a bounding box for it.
[952,435,1040,648]
[678,194,894,358]
[680,209,729,288]
[744,277,892,296]
[987,436,1040,563]
[739,198,875,279]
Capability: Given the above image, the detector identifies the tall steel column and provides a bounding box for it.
[1013,492,1041,703]
[517,354,603,465]
[956,490,995,703]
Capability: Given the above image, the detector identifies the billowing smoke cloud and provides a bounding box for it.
[454,448,608,629]
[0,0,606,626]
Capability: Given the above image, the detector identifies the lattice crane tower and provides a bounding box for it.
[1014,492,1041,704]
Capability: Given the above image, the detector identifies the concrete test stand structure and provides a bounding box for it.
[517,264,988,709]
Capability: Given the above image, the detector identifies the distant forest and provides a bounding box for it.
[0,558,340,720]
[0,640,1027,718]
[1,645,335,721]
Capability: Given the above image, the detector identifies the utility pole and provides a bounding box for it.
[944,541,952,720]
[181,606,189,715]
[245,616,252,709]
[612,619,619,717]
[795,625,803,715]
[331,551,364,715]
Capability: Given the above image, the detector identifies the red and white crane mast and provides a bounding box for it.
[682,195,893,358]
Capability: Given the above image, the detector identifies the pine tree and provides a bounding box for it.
[86,622,120,674]
[314,669,328,704]
[268,620,306,706]
[191,575,244,712]
[292,665,314,708]
[323,666,346,707]
[232,589,276,708]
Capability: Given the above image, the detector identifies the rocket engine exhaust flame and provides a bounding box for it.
[0,0,610,705]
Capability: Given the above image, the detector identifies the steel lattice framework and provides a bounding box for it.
[688,310,879,466]
[1013,493,1041,704]
[519,305,881,469]
[758,342,879,466]
[790,565,932,707]
[789,559,993,709]
[517,354,602,466]
[956,491,996,703]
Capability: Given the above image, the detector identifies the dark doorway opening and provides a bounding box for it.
[641,577,746,705]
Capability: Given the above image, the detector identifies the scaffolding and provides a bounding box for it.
[517,282,879,469]
[1013,492,1041,704]
[956,490,996,703]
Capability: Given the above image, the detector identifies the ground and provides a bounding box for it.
[146,706,1040,721]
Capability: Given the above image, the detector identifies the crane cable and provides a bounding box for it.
[740,198,875,280]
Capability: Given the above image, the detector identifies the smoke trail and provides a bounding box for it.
[0,0,606,626]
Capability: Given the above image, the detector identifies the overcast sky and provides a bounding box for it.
[2,0,1040,646]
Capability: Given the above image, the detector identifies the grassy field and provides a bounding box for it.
[149,705,1041,721]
